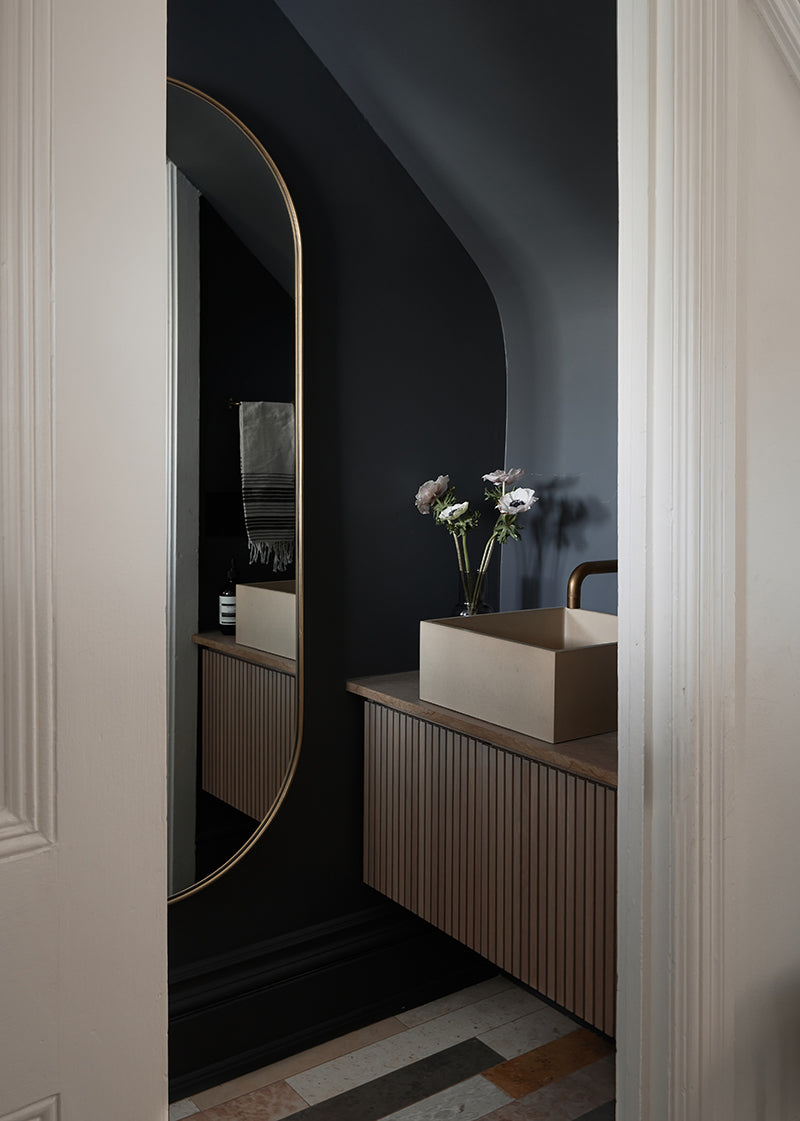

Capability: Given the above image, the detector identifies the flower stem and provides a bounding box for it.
[461,534,472,575]
[469,535,497,614]
[466,484,504,614]
[452,534,469,604]
[452,532,466,574]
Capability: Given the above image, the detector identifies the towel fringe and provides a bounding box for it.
[249,539,294,572]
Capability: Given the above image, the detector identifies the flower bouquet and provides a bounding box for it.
[414,468,538,615]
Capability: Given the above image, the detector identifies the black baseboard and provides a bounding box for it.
[168,901,495,1101]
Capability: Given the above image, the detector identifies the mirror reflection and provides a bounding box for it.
[166,79,302,901]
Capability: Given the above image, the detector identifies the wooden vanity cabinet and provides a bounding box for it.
[348,671,617,1037]
[193,633,296,821]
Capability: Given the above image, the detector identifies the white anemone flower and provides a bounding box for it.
[496,487,538,515]
[415,474,449,514]
[439,501,469,521]
[482,467,525,485]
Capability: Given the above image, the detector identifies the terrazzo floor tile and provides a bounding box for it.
[191,1081,307,1121]
[482,1028,614,1099]
[482,1056,615,1120]
[279,1039,504,1121]
[191,1016,406,1109]
[169,1102,200,1120]
[478,1002,577,1058]
[286,986,549,1105]
[395,975,513,1027]
[378,1073,513,1121]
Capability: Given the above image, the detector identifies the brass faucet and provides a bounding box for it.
[567,559,618,609]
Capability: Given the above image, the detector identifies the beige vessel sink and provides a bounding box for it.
[235,580,296,659]
[419,607,617,743]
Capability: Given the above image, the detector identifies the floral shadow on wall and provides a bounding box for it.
[520,475,612,608]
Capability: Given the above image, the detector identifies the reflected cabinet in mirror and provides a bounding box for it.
[166,79,303,901]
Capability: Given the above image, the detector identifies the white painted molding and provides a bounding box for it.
[617,0,737,1117]
[0,1097,58,1121]
[0,0,56,858]
[753,0,800,87]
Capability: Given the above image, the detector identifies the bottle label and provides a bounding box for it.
[219,595,236,627]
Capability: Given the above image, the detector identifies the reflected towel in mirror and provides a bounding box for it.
[239,401,295,571]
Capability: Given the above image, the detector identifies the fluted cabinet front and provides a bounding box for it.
[363,702,616,1035]
[201,648,295,821]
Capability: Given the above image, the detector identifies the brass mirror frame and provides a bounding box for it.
[167,78,303,904]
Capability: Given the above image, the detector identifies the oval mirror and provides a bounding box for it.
[166,79,303,902]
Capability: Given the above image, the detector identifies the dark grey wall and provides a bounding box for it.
[167,0,505,1093]
[274,0,619,613]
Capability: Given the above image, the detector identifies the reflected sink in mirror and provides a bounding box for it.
[236,580,297,660]
[419,607,617,743]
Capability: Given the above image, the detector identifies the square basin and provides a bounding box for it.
[235,580,296,659]
[419,607,617,743]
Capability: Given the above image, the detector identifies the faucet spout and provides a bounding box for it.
[567,559,618,609]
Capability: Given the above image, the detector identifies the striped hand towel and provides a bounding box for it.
[239,401,295,571]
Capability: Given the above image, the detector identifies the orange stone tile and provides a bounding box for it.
[481,1055,615,1119]
[481,1028,614,1099]
[193,1080,307,1120]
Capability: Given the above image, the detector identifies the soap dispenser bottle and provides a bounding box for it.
[219,558,237,635]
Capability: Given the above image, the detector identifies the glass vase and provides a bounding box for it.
[452,570,495,617]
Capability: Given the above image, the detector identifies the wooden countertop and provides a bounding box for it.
[346,670,617,788]
[193,631,296,676]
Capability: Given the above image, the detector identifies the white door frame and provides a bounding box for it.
[617,0,800,1117]
[617,0,739,1115]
